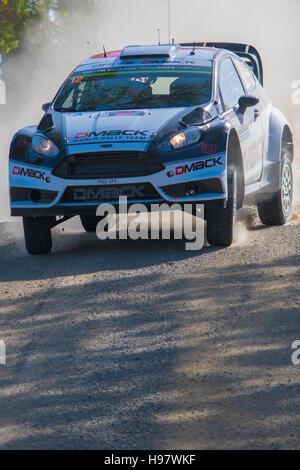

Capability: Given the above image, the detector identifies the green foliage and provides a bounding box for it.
[0,0,101,55]
[0,0,57,54]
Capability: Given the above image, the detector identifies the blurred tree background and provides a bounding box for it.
[0,0,55,54]
[0,0,101,55]
[0,0,104,121]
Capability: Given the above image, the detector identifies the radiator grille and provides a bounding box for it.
[53,152,164,179]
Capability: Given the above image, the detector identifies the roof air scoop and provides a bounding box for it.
[120,44,178,60]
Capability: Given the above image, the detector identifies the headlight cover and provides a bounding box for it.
[32,134,60,158]
[157,127,201,152]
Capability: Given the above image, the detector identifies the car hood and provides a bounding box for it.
[59,108,186,146]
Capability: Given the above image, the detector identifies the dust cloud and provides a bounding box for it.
[0,0,299,226]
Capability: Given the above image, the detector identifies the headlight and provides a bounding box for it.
[157,127,201,152]
[32,134,60,157]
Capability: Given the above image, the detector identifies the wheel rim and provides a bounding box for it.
[281,161,293,216]
[233,175,237,220]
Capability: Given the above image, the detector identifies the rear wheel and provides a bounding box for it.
[23,217,52,255]
[257,152,293,226]
[206,168,237,247]
[80,215,104,233]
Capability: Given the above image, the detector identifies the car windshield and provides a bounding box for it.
[53,67,213,112]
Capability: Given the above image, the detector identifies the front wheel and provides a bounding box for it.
[23,217,52,255]
[257,153,293,226]
[206,168,237,247]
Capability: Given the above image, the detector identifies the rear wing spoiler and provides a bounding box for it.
[180,42,263,85]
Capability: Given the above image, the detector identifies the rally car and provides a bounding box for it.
[9,42,293,254]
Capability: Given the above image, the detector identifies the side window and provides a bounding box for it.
[62,81,86,109]
[234,59,256,92]
[216,85,225,113]
[219,57,245,111]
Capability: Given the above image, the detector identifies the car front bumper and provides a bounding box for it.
[9,152,227,217]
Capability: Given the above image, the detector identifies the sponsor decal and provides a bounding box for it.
[142,60,165,64]
[71,76,83,84]
[141,59,195,65]
[175,156,223,176]
[99,111,146,117]
[201,143,217,155]
[66,112,83,117]
[71,69,212,81]
[16,139,30,148]
[74,130,150,141]
[97,179,117,185]
[73,184,146,202]
[12,166,51,183]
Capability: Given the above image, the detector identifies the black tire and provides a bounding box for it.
[23,217,52,255]
[80,215,103,233]
[206,168,237,247]
[257,152,293,226]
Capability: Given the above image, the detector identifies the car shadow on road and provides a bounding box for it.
[156,253,300,449]
[0,268,197,449]
[0,220,223,282]
[0,251,299,449]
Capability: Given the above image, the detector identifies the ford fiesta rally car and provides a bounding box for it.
[9,42,294,254]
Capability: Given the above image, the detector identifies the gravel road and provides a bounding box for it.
[0,206,299,449]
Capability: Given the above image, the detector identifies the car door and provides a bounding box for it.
[233,57,265,184]
[218,56,263,185]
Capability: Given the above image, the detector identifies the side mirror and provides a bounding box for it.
[42,102,51,112]
[238,95,260,113]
